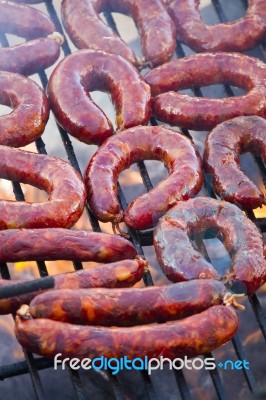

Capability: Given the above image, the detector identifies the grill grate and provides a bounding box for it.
[0,1,265,399]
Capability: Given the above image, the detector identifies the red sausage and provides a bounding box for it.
[145,52,266,131]
[48,50,151,145]
[204,116,266,209]
[0,146,86,229]
[0,71,49,147]
[0,229,137,262]
[0,258,143,315]
[61,0,176,68]
[85,125,203,230]
[153,197,266,295]
[29,279,231,325]
[166,0,266,52]
[15,305,239,360]
[0,1,63,75]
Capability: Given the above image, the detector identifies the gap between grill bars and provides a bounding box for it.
[0,0,265,399]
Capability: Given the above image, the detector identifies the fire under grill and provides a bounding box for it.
[0,0,265,399]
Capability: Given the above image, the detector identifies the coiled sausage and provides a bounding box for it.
[0,71,49,147]
[145,52,266,131]
[204,116,266,209]
[154,197,266,295]
[85,125,203,230]
[0,146,86,229]
[0,1,63,75]
[48,50,151,145]
[61,0,176,67]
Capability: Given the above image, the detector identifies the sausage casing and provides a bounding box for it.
[15,305,239,360]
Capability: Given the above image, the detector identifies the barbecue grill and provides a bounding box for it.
[0,0,265,399]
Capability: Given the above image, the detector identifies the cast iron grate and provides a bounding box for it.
[0,0,265,399]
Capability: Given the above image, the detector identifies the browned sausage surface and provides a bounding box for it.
[61,0,176,67]
[154,197,266,295]
[48,50,151,145]
[0,71,49,147]
[0,2,63,75]
[204,116,266,209]
[29,279,228,325]
[166,0,266,52]
[0,147,86,229]
[15,305,239,360]
[145,52,266,130]
[0,258,143,314]
[0,229,137,262]
[85,125,203,230]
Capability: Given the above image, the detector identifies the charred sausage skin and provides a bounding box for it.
[48,50,151,145]
[145,52,266,131]
[204,116,266,209]
[154,197,266,295]
[85,125,203,230]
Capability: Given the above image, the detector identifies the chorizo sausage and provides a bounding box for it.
[203,116,266,209]
[29,280,238,325]
[0,71,49,147]
[0,1,63,75]
[166,0,266,52]
[61,0,176,68]
[0,258,144,314]
[0,146,86,229]
[144,52,266,131]
[85,125,203,230]
[15,305,239,360]
[0,229,137,262]
[48,50,151,146]
[153,197,266,295]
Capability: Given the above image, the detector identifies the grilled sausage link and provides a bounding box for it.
[85,125,203,230]
[0,1,63,75]
[0,147,86,229]
[61,0,176,68]
[145,52,266,131]
[29,279,229,325]
[0,258,143,314]
[166,0,266,52]
[15,305,239,360]
[0,229,137,262]
[154,197,266,295]
[204,116,266,209]
[48,50,151,145]
[0,71,49,147]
